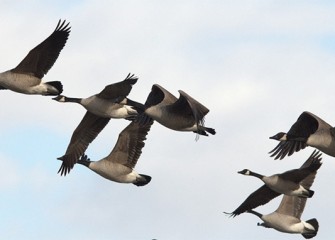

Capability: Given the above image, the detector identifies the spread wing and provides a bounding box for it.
[278,150,322,184]
[144,84,178,108]
[269,112,319,159]
[269,140,307,160]
[96,73,138,100]
[299,150,322,190]
[177,90,209,128]
[275,151,322,219]
[276,195,307,219]
[287,112,319,139]
[58,112,110,176]
[226,185,280,217]
[12,20,71,79]
[105,119,153,168]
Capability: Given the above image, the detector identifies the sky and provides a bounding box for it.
[1,0,335,239]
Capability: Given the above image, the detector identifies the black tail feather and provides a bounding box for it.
[302,218,318,239]
[46,81,63,95]
[194,127,216,136]
[133,174,151,186]
[205,127,216,135]
[308,189,314,198]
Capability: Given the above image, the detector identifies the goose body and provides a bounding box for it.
[269,111,335,159]
[0,20,70,95]
[55,73,145,176]
[225,150,322,217]
[76,119,153,186]
[257,211,316,234]
[248,196,319,239]
[141,84,215,137]
[56,95,138,119]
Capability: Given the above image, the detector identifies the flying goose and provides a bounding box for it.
[0,20,70,95]
[74,119,153,186]
[54,73,145,176]
[269,111,335,160]
[139,84,215,138]
[247,196,319,238]
[225,150,322,217]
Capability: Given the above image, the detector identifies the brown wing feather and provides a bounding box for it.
[96,73,138,100]
[106,119,153,168]
[178,90,209,127]
[279,150,322,184]
[144,84,178,108]
[227,185,280,217]
[269,140,307,160]
[58,112,110,176]
[276,195,307,219]
[12,20,71,79]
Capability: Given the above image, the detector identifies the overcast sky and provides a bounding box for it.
[1,0,335,239]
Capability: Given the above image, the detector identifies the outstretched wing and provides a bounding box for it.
[269,112,319,159]
[276,151,322,219]
[144,84,178,108]
[226,185,280,217]
[58,112,110,176]
[12,20,71,79]
[276,150,322,187]
[178,90,209,128]
[269,140,307,160]
[106,119,153,169]
[299,150,322,190]
[96,73,138,100]
[286,112,319,139]
[276,195,307,219]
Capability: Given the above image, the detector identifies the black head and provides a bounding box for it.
[52,95,66,102]
[238,169,251,175]
[269,132,286,141]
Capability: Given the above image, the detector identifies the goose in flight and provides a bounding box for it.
[247,196,319,239]
[269,111,335,160]
[139,84,215,139]
[54,73,145,176]
[75,119,153,186]
[225,150,322,217]
[0,19,70,95]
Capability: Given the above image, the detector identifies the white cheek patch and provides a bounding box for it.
[280,134,287,141]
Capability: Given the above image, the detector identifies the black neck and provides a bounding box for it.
[247,210,263,219]
[65,96,82,103]
[249,171,264,179]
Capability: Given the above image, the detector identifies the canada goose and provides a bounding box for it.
[225,150,322,217]
[54,73,145,176]
[247,197,319,239]
[269,111,335,160]
[74,119,153,186]
[139,84,215,138]
[0,20,70,95]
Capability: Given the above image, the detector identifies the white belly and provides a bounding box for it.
[262,213,304,234]
[82,97,137,118]
[89,161,138,183]
[0,71,42,94]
